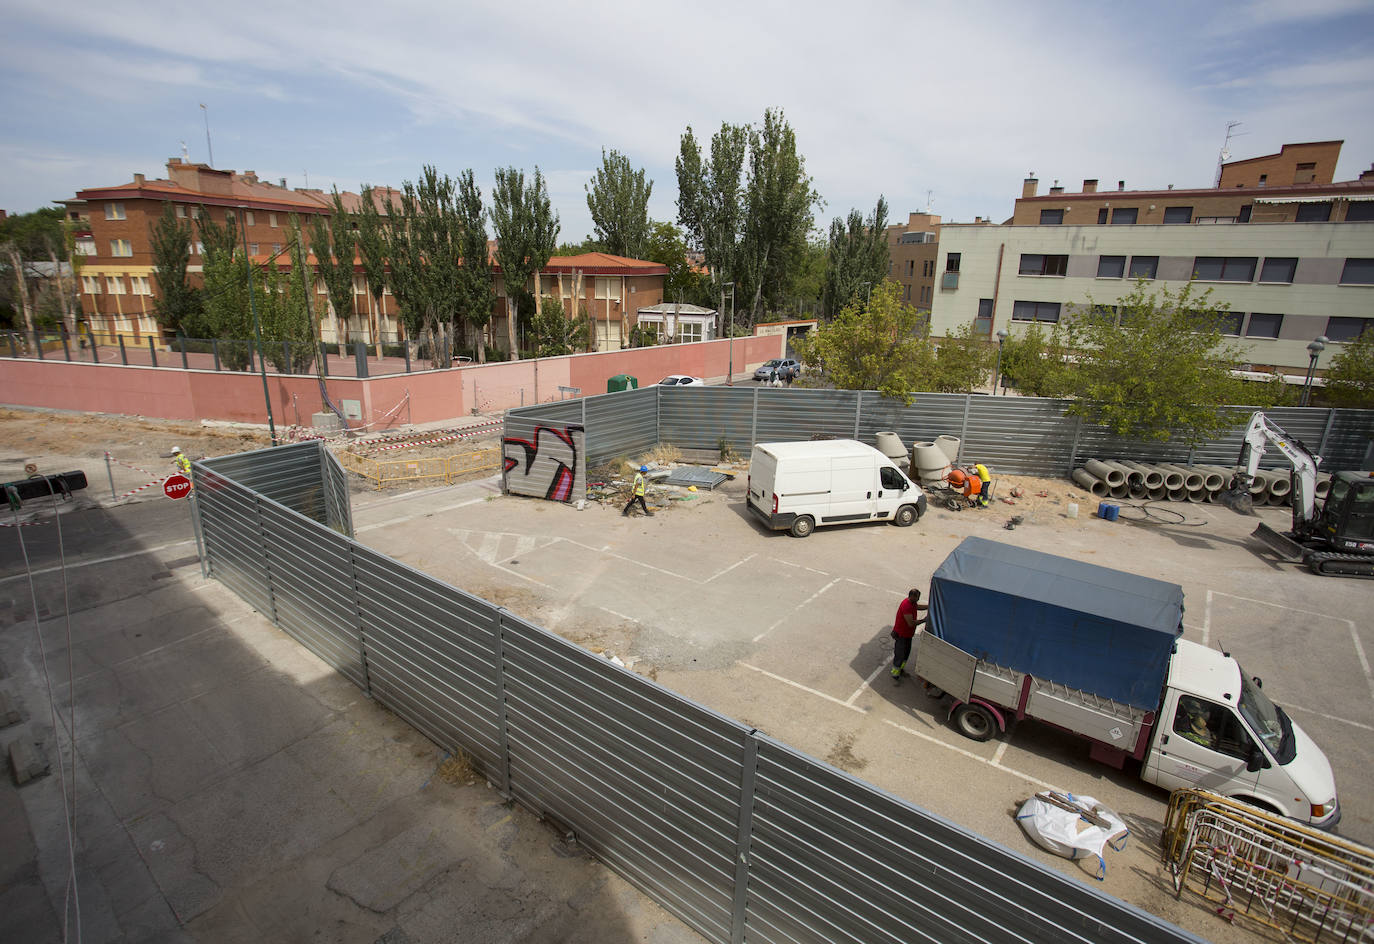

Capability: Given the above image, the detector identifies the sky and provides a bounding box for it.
[2,0,1372,245]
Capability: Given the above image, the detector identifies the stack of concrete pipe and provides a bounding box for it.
[1070,459,1304,506]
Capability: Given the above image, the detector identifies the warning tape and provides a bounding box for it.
[118,475,171,500]
[352,420,502,454]
[105,451,164,478]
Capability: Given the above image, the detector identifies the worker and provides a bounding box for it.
[890,588,928,681]
[974,463,992,507]
[946,467,982,508]
[171,446,192,476]
[622,464,653,518]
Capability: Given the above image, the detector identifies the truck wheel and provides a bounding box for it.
[953,703,997,742]
[789,516,814,538]
[894,505,918,527]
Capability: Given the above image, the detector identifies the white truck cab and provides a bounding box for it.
[1142,640,1339,828]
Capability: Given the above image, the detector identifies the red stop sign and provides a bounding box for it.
[164,474,193,500]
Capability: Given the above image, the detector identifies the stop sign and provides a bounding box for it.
[163,474,193,500]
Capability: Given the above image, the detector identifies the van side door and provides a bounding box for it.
[873,464,909,519]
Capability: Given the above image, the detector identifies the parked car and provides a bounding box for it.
[657,375,704,386]
[753,358,801,382]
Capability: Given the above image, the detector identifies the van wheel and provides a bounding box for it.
[953,703,997,742]
[789,516,814,538]
[894,505,918,527]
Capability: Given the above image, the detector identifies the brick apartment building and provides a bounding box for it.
[64,159,665,353]
[929,140,1374,383]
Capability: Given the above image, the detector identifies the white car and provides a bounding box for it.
[658,375,704,386]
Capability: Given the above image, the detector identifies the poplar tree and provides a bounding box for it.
[150,203,201,335]
[491,166,559,359]
[822,197,889,317]
[586,148,653,258]
[355,186,389,356]
[454,170,494,362]
[309,190,357,349]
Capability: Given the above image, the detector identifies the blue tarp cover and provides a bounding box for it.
[929,537,1184,710]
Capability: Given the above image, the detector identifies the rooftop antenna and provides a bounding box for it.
[180,140,189,161]
[200,103,214,168]
[925,189,934,214]
[1214,120,1247,187]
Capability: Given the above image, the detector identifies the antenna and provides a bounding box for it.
[200,103,214,168]
[925,189,934,213]
[1213,120,1248,187]
[180,140,189,161]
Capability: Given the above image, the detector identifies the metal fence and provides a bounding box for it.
[194,439,1204,944]
[509,386,1374,476]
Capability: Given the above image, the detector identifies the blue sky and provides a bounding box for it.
[2,0,1372,244]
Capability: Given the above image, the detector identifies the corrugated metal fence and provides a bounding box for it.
[508,387,1374,477]
[194,439,1204,944]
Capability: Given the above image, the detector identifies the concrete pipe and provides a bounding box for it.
[1167,464,1206,491]
[1129,484,1149,500]
[1155,465,1184,490]
[1106,460,1143,487]
[935,435,961,463]
[1198,465,1235,489]
[1072,468,1110,497]
[1206,489,1221,504]
[875,431,906,461]
[1167,486,1188,502]
[912,443,951,484]
[1315,473,1333,499]
[1110,483,1130,499]
[1186,488,1207,503]
[1148,485,1167,501]
[1084,458,1125,487]
[1196,467,1225,491]
[1121,461,1165,489]
[1247,469,1270,496]
[1265,471,1292,500]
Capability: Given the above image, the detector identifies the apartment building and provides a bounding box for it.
[930,140,1374,380]
[884,211,942,309]
[65,160,665,352]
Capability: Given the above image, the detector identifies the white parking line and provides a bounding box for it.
[738,662,864,713]
[753,578,841,643]
[1201,589,1212,646]
[846,659,890,706]
[883,719,1060,793]
[0,539,196,583]
[1283,703,1374,732]
[355,496,486,533]
[705,554,755,583]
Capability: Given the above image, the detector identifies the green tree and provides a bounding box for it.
[355,186,390,355]
[643,221,707,306]
[258,224,317,374]
[491,166,559,360]
[552,236,600,256]
[676,121,747,321]
[998,322,1076,397]
[1323,329,1374,408]
[784,236,827,318]
[932,320,997,393]
[1060,279,1273,444]
[196,208,253,368]
[529,296,592,357]
[454,170,494,362]
[384,167,466,366]
[822,197,889,317]
[586,148,653,258]
[792,280,932,404]
[1,207,72,333]
[149,203,201,336]
[309,190,357,349]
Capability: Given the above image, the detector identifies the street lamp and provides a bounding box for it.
[723,281,736,385]
[1301,335,1327,407]
[994,328,1009,395]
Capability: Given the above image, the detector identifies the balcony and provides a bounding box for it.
[941,271,960,290]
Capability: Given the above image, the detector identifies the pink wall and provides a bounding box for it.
[0,335,785,429]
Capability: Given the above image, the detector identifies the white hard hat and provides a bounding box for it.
[171,446,182,454]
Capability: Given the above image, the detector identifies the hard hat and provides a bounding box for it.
[639,465,648,473]
[171,446,182,454]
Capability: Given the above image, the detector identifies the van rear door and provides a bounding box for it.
[747,446,778,516]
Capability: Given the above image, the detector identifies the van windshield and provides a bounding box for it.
[1238,670,1295,764]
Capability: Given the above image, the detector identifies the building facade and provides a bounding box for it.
[930,141,1374,380]
[884,211,942,309]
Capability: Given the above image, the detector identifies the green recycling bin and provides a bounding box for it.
[607,374,639,393]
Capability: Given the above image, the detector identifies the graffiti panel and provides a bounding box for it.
[502,424,587,502]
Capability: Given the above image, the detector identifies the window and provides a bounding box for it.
[1237,205,1252,223]
[176,204,187,219]
[1258,174,1267,187]
[74,236,96,256]
[1128,256,1159,279]
[131,276,152,295]
[1294,161,1317,184]
[1193,256,1256,281]
[273,243,282,254]
[1326,317,1374,342]
[677,322,702,343]
[594,277,622,301]
[1091,304,1121,324]
[1259,257,1297,283]
[225,210,236,223]
[354,275,367,294]
[1346,202,1374,222]
[1340,258,1374,284]
[906,259,914,276]
[104,202,126,220]
[249,244,259,255]
[1018,253,1067,276]
[106,275,126,295]
[1295,202,1331,223]
[1097,255,1126,278]
[1110,207,1137,224]
[1246,313,1283,338]
[1163,206,1193,224]
[82,275,101,295]
[1171,695,1255,761]
[1039,209,1064,225]
[1097,208,1108,224]
[317,280,328,294]
[1011,300,1061,323]
[945,252,961,273]
[880,466,906,490]
[974,298,994,333]
[1217,312,1243,336]
[904,284,911,301]
[269,212,279,228]
[245,211,255,226]
[110,239,133,257]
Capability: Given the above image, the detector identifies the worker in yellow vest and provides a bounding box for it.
[623,465,653,517]
[171,446,192,476]
[974,463,992,507]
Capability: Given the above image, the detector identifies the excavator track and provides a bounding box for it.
[1306,552,1374,579]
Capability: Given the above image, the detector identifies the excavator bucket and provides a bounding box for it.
[1252,522,1306,562]
[1217,484,1256,515]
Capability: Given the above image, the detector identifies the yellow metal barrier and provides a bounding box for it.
[342,448,501,490]
[1161,789,1372,942]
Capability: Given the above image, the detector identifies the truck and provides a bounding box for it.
[746,439,927,538]
[914,537,1339,828]
[1218,411,1374,578]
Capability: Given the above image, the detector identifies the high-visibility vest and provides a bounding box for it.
[633,473,645,496]
[175,455,191,475]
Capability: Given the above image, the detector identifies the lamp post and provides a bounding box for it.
[723,281,735,385]
[860,281,871,307]
[1301,335,1327,407]
[994,328,1009,395]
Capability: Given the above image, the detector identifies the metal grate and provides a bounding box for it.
[662,466,730,490]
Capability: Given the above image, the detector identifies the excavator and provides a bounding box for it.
[1218,412,1374,578]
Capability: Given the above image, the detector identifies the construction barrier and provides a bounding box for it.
[342,447,501,489]
[1161,789,1373,942]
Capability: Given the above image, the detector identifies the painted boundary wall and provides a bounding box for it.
[507,386,1374,476]
[0,335,785,431]
[194,439,1203,944]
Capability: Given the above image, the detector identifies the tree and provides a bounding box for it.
[586,148,653,258]
[454,170,494,362]
[791,280,932,404]
[643,221,707,306]
[355,187,390,356]
[196,208,253,368]
[822,197,889,317]
[998,322,1076,398]
[384,167,466,366]
[784,236,827,318]
[1323,329,1374,408]
[529,296,592,357]
[676,121,747,319]
[150,203,201,336]
[552,236,600,256]
[1059,280,1275,444]
[309,190,357,350]
[931,321,997,393]
[257,226,317,374]
[1,207,72,334]
[491,166,559,360]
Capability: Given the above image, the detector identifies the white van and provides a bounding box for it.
[746,440,927,537]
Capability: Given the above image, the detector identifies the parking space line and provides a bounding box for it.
[738,662,864,714]
[356,496,486,533]
[883,719,1060,793]
[0,539,196,583]
[705,554,755,583]
[846,659,889,706]
[753,578,841,643]
[1201,589,1212,646]
[596,605,642,625]
[1283,703,1374,732]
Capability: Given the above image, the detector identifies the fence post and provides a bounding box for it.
[403,340,411,373]
[179,334,189,369]
[492,610,516,798]
[59,325,71,361]
[87,325,98,363]
[245,339,254,373]
[34,328,45,359]
[355,342,369,378]
[283,341,291,373]
[1068,414,1084,475]
[345,543,373,698]
[148,336,158,367]
[959,393,972,452]
[729,733,760,944]
[118,335,128,365]
[212,338,221,371]
[251,494,280,625]
[750,385,758,448]
[7,332,18,358]
[853,391,863,440]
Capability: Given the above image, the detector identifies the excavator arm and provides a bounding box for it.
[1220,412,1321,525]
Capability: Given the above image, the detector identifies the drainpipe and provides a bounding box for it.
[989,243,1005,335]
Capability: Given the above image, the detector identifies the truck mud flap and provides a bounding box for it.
[1251,522,1305,562]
